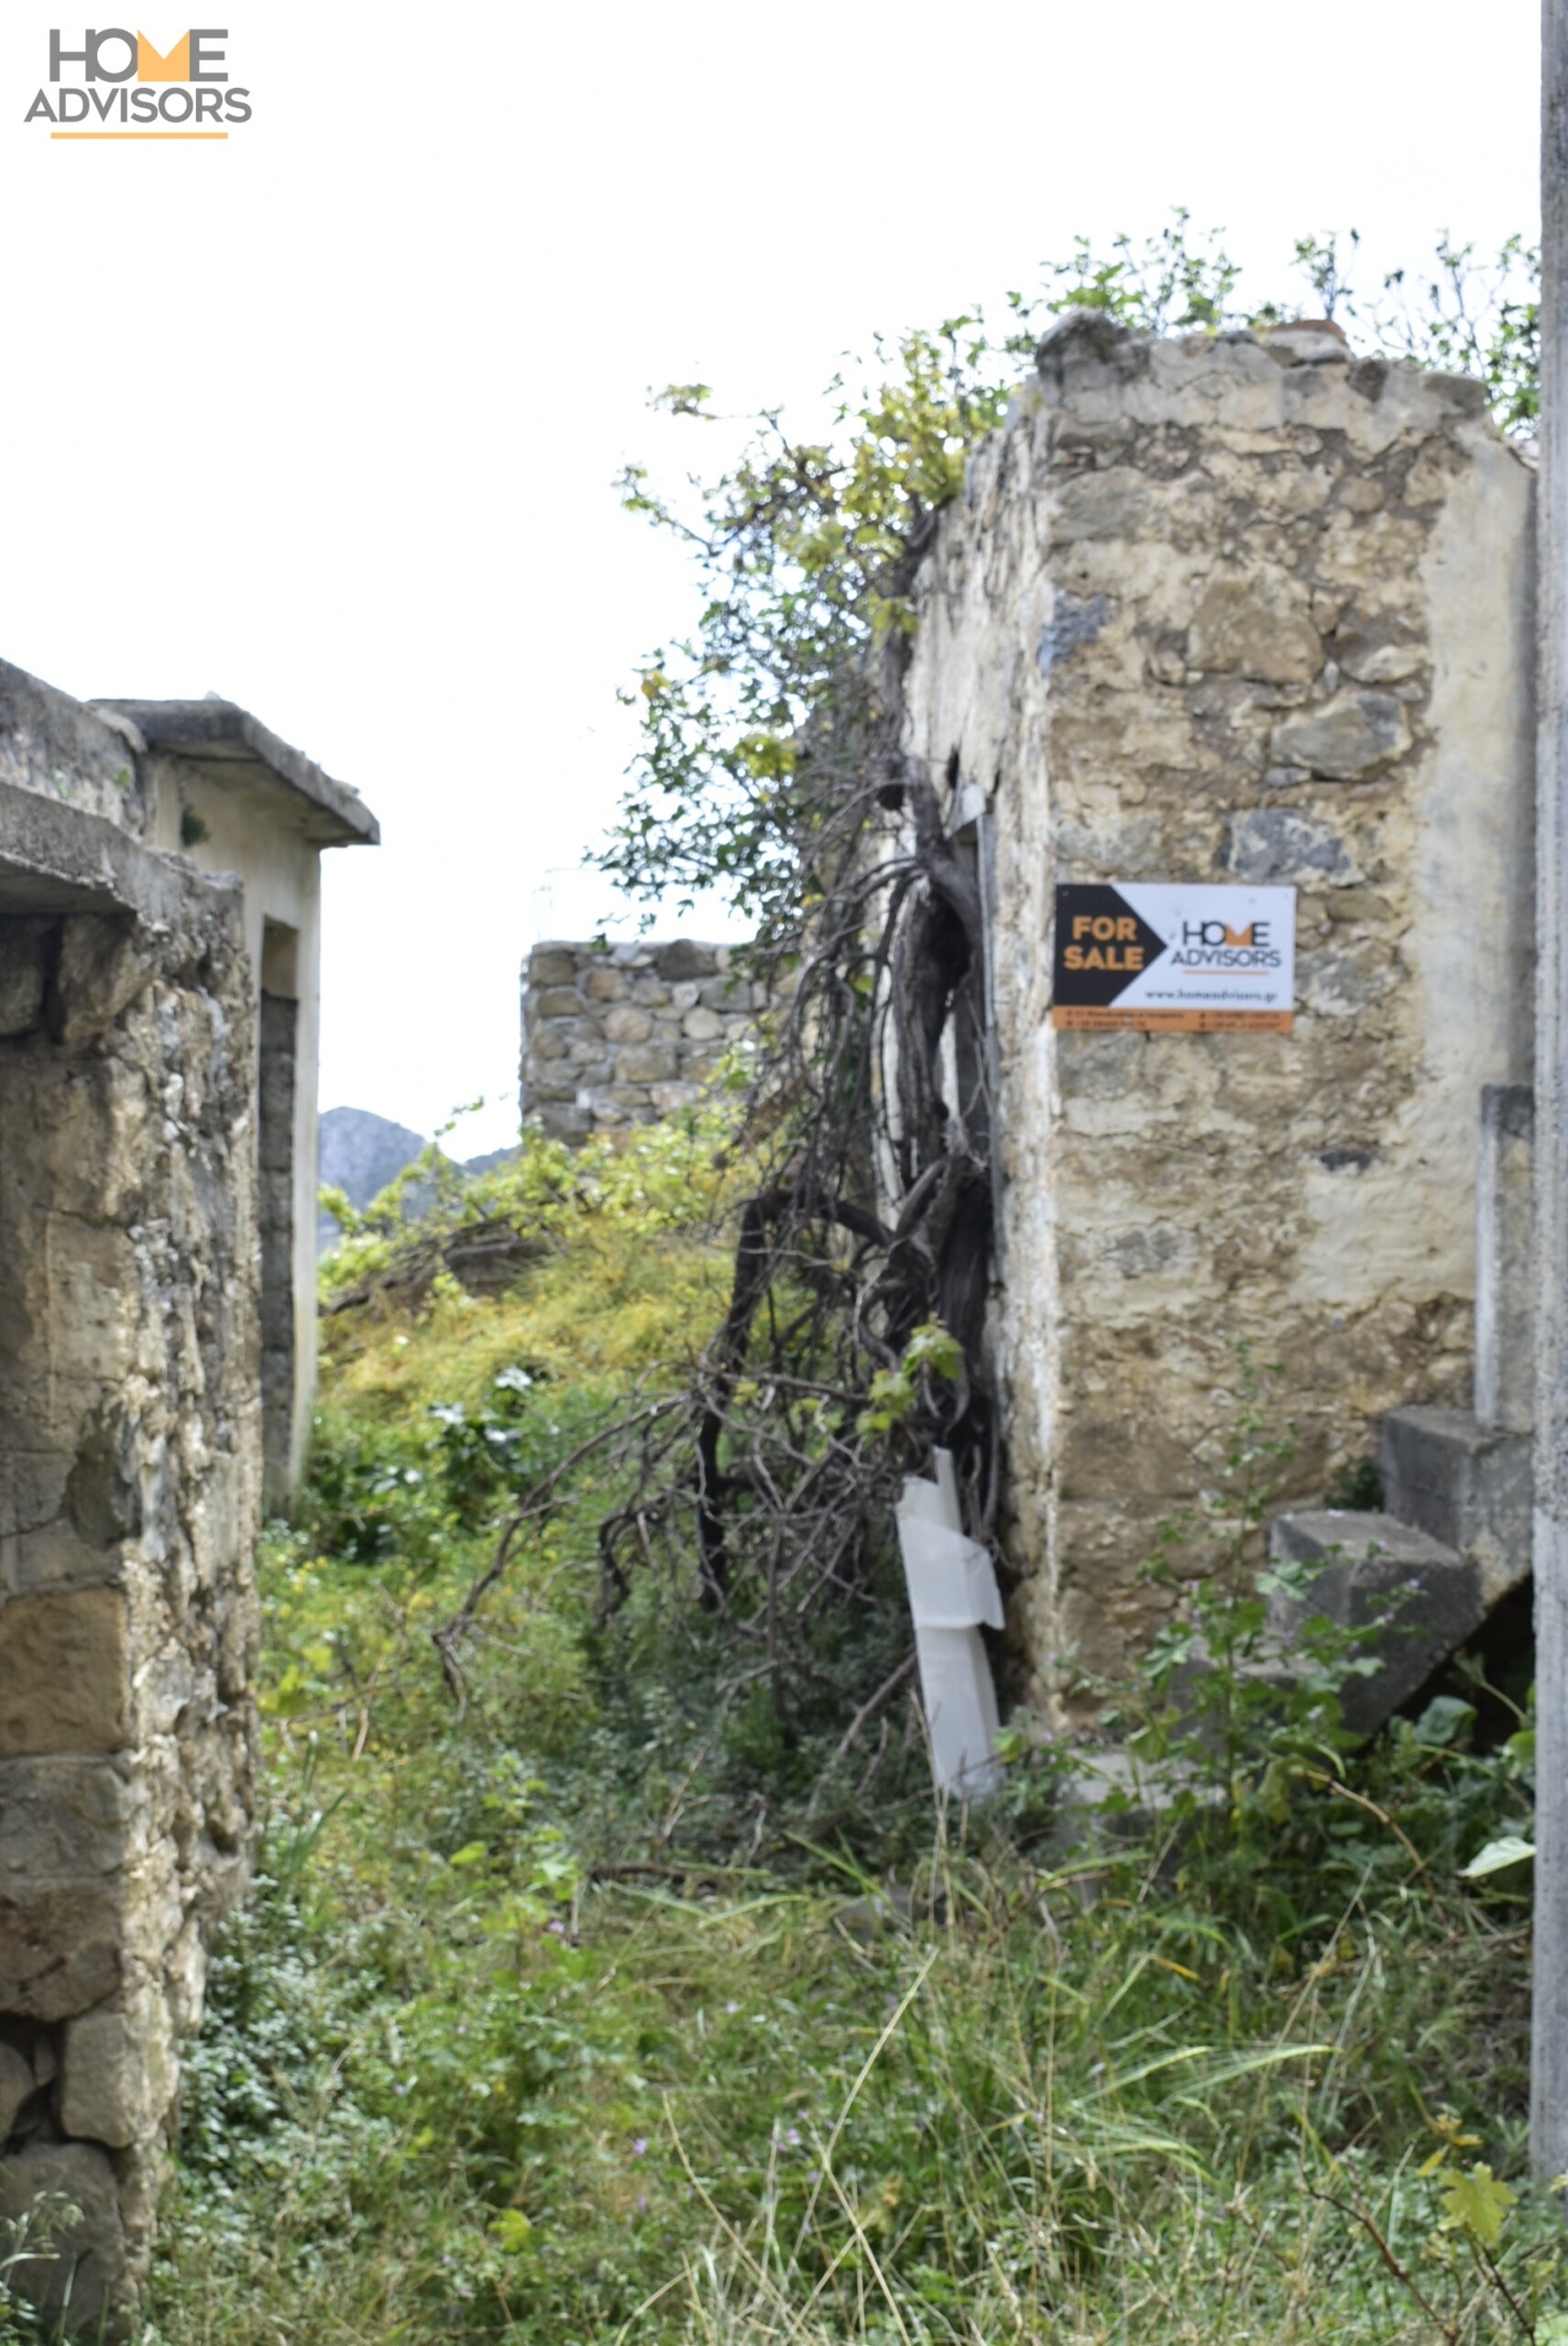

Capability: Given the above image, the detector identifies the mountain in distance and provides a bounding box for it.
[317,1108,521,1250]
[320,1104,426,1205]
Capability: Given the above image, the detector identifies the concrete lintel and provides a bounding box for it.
[0,777,236,926]
[90,696,380,850]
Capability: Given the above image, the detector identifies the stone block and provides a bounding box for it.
[614,1042,679,1084]
[1223,807,1354,884]
[0,2141,124,2333]
[587,1087,659,1124]
[628,976,669,1006]
[14,1056,152,1229]
[43,1222,138,1390]
[1379,1407,1531,1604]
[526,948,578,988]
[655,941,718,981]
[0,1589,128,1757]
[1268,691,1412,780]
[62,1993,176,2150]
[1058,1415,1197,1507]
[1475,1084,1534,1433]
[0,1884,120,2020]
[682,1006,724,1041]
[1333,608,1426,685]
[526,1070,581,1104]
[1267,1508,1483,1733]
[1187,575,1322,684]
[697,975,751,1009]
[582,966,627,1003]
[649,1081,704,1113]
[0,1757,138,1880]
[1053,466,1147,543]
[530,987,582,1019]
[47,915,155,1048]
[602,1004,652,1045]
[4,1514,107,1598]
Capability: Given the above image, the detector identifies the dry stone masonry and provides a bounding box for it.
[521,937,783,1141]
[899,315,1535,1709]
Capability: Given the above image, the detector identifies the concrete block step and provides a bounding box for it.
[1159,1511,1471,1747]
[1267,1507,1484,1735]
[1379,1406,1530,1606]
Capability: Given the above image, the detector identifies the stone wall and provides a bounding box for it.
[0,692,262,2328]
[899,316,1535,1707]
[521,938,781,1142]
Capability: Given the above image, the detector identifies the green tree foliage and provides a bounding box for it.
[602,215,1538,937]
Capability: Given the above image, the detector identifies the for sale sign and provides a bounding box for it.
[1051,882,1296,1033]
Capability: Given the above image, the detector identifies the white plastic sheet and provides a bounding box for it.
[895,1450,1003,1796]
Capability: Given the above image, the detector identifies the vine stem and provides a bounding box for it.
[1306,2188,1457,2343]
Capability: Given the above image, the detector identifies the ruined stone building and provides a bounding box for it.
[898,314,1536,1715]
[0,661,376,2325]
[528,320,1540,1736]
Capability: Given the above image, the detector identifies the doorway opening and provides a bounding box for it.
[258,921,298,1511]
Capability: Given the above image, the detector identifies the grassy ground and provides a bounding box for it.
[77,1125,1554,2344]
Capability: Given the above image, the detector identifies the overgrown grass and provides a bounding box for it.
[101,1124,1554,2343]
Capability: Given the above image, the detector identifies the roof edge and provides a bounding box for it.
[90,696,380,847]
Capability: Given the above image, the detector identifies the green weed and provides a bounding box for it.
[126,1149,1549,2346]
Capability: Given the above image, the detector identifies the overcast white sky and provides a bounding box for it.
[0,0,1541,1151]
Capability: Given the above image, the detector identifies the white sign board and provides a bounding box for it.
[1052,882,1297,1034]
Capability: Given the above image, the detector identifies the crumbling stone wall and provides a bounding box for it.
[0,747,260,2323]
[900,317,1534,1706]
[521,938,781,1142]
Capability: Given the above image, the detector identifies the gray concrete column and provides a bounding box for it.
[1534,0,1568,2185]
[1477,1084,1536,1433]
